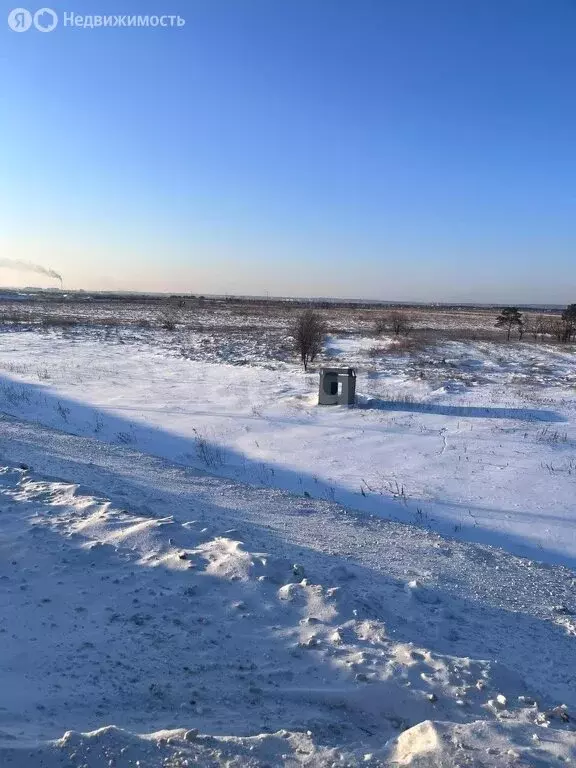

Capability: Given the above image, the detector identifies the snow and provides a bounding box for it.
[0,331,575,564]
[0,326,575,765]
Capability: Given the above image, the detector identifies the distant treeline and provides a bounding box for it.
[0,289,567,316]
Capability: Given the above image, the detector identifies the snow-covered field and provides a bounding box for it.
[0,315,575,766]
[0,328,575,565]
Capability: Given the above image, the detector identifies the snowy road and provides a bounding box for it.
[1,412,575,765]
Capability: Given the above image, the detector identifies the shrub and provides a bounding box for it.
[161,314,177,331]
[41,316,78,328]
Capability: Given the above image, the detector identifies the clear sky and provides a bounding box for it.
[1,0,575,302]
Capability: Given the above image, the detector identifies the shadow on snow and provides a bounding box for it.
[357,397,567,422]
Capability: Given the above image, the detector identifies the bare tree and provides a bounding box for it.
[292,309,326,370]
[495,307,523,341]
[528,313,575,343]
[373,315,387,335]
[538,315,558,340]
[537,311,574,344]
[390,311,413,336]
[518,321,526,341]
[525,314,557,342]
[375,311,413,336]
[548,318,566,342]
[523,315,538,341]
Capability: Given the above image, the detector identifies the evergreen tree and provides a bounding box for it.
[561,304,576,343]
[495,307,523,341]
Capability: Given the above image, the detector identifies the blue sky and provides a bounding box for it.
[1,0,575,301]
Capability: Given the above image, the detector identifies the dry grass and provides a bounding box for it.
[386,337,430,355]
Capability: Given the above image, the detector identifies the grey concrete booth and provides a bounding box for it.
[318,368,356,405]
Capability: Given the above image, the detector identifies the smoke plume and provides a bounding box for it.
[0,258,63,288]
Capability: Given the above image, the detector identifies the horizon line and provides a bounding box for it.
[0,286,569,310]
